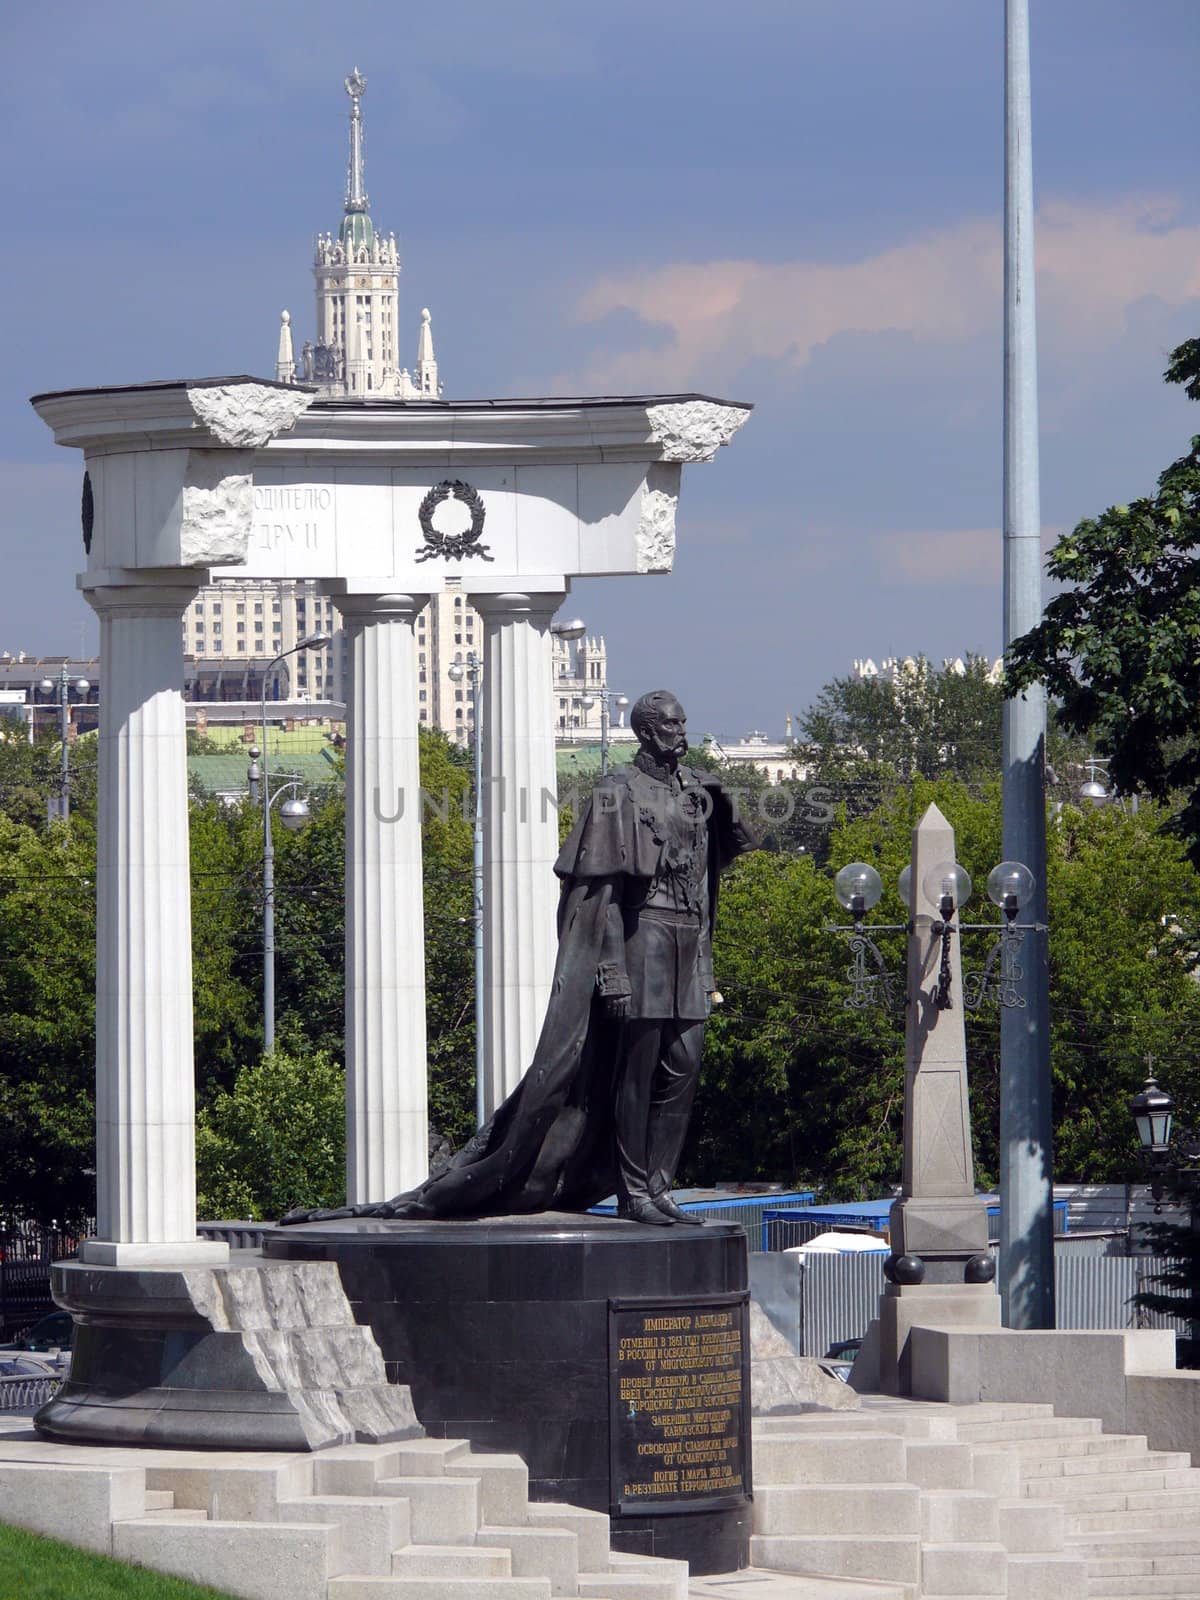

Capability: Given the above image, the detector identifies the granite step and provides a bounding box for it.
[1007,1433,1151,1461]
[954,1417,1103,1445]
[525,1501,611,1572]
[124,1507,209,1523]
[754,1482,921,1537]
[445,1452,529,1526]
[143,1489,176,1511]
[390,1544,513,1578]
[113,1516,342,1600]
[1021,1449,1193,1482]
[919,1540,1007,1596]
[606,1549,689,1599]
[1002,1552,1088,1600]
[371,1476,480,1545]
[277,1494,411,1577]
[576,1569,684,1600]
[751,1431,909,1487]
[748,1532,922,1590]
[1067,1529,1200,1561]
[1023,1465,1200,1499]
[329,1580,552,1600]
[1072,1504,1200,1533]
[479,1525,579,1594]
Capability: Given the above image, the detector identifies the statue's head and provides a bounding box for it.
[631,690,688,766]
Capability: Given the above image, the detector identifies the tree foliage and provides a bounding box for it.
[195,1048,345,1220]
[1007,336,1200,864]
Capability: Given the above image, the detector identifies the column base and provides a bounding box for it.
[78,1239,231,1268]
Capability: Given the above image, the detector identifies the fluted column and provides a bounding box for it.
[336,591,430,1203]
[474,591,565,1114]
[82,579,228,1266]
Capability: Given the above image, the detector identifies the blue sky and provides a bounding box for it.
[1,1,1197,735]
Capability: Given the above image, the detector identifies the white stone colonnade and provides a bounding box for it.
[33,378,749,1259]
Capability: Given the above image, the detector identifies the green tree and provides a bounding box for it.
[1007,336,1200,865]
[0,812,96,1225]
[684,778,1200,1198]
[796,655,1004,786]
[195,1048,345,1219]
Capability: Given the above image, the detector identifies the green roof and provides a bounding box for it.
[339,210,375,252]
[188,751,342,797]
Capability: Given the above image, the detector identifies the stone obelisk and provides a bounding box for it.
[865,804,1001,1395]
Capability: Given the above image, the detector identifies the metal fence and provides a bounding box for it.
[752,1250,1192,1358]
[0,1373,59,1412]
[0,1222,86,1340]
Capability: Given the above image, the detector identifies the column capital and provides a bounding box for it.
[82,572,207,619]
[471,590,567,622]
[328,590,429,625]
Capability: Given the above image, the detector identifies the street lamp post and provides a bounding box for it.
[261,634,330,1055]
[39,666,91,822]
[449,651,486,1128]
[579,688,630,777]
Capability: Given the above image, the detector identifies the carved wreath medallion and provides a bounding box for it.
[415,479,493,563]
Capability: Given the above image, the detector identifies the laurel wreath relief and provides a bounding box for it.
[415,479,493,563]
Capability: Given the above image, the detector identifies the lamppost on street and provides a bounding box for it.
[1130,1065,1200,1351]
[448,651,485,1128]
[38,666,91,822]
[261,634,329,1055]
[579,688,630,777]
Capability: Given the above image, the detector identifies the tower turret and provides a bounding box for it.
[289,71,445,401]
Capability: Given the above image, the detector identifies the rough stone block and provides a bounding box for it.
[752,1356,862,1415]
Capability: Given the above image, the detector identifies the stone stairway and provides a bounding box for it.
[0,1431,689,1600]
[748,1396,1200,1600]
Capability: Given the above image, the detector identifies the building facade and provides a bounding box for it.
[183,69,607,738]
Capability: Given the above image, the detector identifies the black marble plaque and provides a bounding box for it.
[609,1292,751,1517]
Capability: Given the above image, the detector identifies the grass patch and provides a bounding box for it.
[0,1522,235,1600]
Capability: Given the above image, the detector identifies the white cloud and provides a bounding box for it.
[557,197,1200,394]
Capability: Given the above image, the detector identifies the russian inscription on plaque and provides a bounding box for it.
[608,1293,751,1517]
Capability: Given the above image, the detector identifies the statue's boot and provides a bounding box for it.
[647,1105,703,1225]
[617,1195,674,1226]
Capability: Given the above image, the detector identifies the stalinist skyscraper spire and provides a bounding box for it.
[279,69,441,400]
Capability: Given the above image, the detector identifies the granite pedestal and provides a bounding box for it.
[34,1254,421,1451]
[267,1212,752,1573]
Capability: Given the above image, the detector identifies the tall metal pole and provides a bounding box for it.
[58,664,70,823]
[600,694,610,778]
[261,667,276,1057]
[1000,0,1054,1329]
[470,652,485,1129]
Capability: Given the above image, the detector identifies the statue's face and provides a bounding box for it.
[641,697,688,763]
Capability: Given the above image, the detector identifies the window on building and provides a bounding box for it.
[455,690,463,703]
[236,622,245,634]
[419,670,427,683]
[236,603,245,615]
[456,709,464,721]
[419,690,427,703]
[237,640,245,653]
[254,603,263,615]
